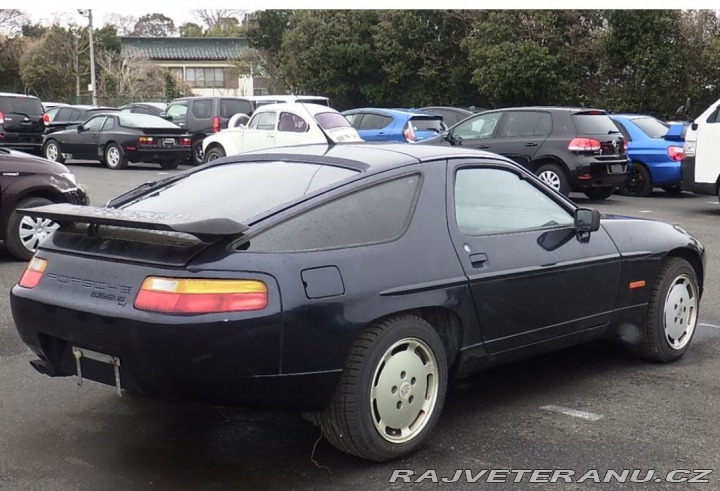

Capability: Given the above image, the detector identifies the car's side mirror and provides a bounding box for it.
[77,125,85,133]
[575,208,600,233]
[444,132,457,145]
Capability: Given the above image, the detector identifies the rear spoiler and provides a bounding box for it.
[18,204,247,242]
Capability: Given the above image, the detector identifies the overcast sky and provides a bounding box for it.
[24,9,222,29]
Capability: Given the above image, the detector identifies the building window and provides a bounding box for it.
[185,67,227,88]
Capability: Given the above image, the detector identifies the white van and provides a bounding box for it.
[681,97,720,198]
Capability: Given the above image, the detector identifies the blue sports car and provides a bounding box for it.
[609,114,685,197]
[342,108,446,143]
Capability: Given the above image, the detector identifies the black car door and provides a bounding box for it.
[74,116,106,159]
[490,111,553,170]
[446,159,622,353]
[447,111,504,150]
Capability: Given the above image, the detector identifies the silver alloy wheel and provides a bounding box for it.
[45,142,59,161]
[538,170,561,191]
[370,337,439,444]
[206,151,221,162]
[664,273,698,350]
[18,215,59,252]
[107,147,121,166]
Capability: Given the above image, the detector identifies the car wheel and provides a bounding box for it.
[205,146,226,162]
[43,140,64,163]
[618,163,652,197]
[319,315,448,462]
[633,257,699,362]
[535,164,570,196]
[104,143,128,170]
[661,185,682,195]
[159,159,181,170]
[5,197,58,261]
[192,139,205,165]
[583,186,615,200]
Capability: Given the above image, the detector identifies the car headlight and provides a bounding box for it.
[61,172,78,186]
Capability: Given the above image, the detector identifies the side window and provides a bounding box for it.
[191,99,213,119]
[220,99,252,118]
[45,107,61,121]
[247,113,260,129]
[166,104,187,119]
[255,112,277,131]
[709,107,720,124]
[454,167,573,235]
[246,174,421,252]
[453,112,502,140]
[497,111,551,138]
[278,112,308,133]
[101,117,115,131]
[120,107,132,113]
[83,117,106,132]
[133,106,151,115]
[344,113,362,128]
[359,114,392,130]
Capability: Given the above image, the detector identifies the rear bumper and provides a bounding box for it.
[681,156,716,195]
[0,133,43,153]
[10,289,338,411]
[570,158,629,189]
[125,146,192,163]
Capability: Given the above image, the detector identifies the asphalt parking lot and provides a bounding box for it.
[1,161,720,490]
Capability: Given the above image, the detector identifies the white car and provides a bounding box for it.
[201,103,362,161]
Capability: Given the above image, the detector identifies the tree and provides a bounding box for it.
[194,9,246,29]
[104,14,137,36]
[21,22,46,38]
[132,13,176,37]
[20,26,78,101]
[0,36,26,93]
[179,22,204,37]
[0,10,27,36]
[205,17,244,37]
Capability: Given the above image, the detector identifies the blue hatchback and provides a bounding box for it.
[610,114,685,197]
[342,108,446,143]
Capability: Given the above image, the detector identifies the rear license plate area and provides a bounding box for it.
[162,138,175,147]
[608,164,624,174]
[72,346,123,396]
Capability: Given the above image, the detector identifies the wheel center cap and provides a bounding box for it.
[398,381,412,400]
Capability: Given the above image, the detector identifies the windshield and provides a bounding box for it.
[119,113,180,129]
[124,161,358,222]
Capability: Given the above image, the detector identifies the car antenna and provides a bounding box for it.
[281,76,336,147]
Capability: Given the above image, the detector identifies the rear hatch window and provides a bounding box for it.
[572,113,625,156]
[408,116,446,141]
[0,96,45,132]
[125,161,358,223]
[631,117,669,139]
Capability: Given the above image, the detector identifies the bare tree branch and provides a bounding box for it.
[193,9,246,29]
[0,9,27,35]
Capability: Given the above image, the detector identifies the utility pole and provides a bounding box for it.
[79,9,97,105]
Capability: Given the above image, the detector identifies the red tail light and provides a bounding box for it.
[42,113,50,126]
[179,137,192,146]
[18,257,47,289]
[212,116,220,133]
[138,136,155,145]
[622,140,627,153]
[403,122,416,142]
[0,112,4,125]
[568,138,601,152]
[134,277,268,314]
[667,145,684,161]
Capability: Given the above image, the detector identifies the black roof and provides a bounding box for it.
[225,143,506,174]
[483,106,607,114]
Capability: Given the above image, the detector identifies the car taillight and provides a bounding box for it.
[568,138,602,152]
[42,113,50,126]
[138,136,155,144]
[667,145,684,161]
[403,122,416,143]
[212,116,220,133]
[0,112,4,125]
[134,277,268,314]
[179,137,192,146]
[622,140,627,153]
[18,257,47,289]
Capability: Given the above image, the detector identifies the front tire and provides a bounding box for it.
[634,257,699,362]
[319,315,448,462]
[205,146,226,162]
[43,140,64,163]
[5,197,58,261]
[535,164,570,196]
[583,186,615,200]
[104,143,128,170]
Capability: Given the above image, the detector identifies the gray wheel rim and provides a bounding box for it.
[45,143,59,161]
[18,216,59,252]
[206,151,221,162]
[538,170,561,191]
[107,147,121,166]
[663,273,698,350]
[370,337,439,444]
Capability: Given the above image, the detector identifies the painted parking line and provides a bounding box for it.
[639,210,654,213]
[699,323,720,330]
[540,405,603,421]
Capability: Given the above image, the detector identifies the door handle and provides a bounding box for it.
[469,253,488,268]
[477,145,490,150]
[525,142,538,147]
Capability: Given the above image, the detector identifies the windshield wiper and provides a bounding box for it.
[106,173,190,208]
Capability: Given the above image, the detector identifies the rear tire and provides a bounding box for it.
[319,315,447,462]
[535,164,570,196]
[192,139,205,165]
[43,140,64,163]
[583,186,615,200]
[618,163,653,197]
[5,197,58,261]
[104,143,128,170]
[205,146,226,162]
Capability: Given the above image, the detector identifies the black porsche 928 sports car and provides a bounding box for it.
[11,144,704,462]
[42,113,192,170]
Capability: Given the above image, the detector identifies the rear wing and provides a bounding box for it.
[18,204,247,242]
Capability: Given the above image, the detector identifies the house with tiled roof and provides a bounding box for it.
[120,37,269,97]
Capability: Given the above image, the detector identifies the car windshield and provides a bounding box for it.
[124,161,358,222]
[315,112,353,130]
[631,117,670,139]
[119,114,179,129]
[0,97,43,116]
